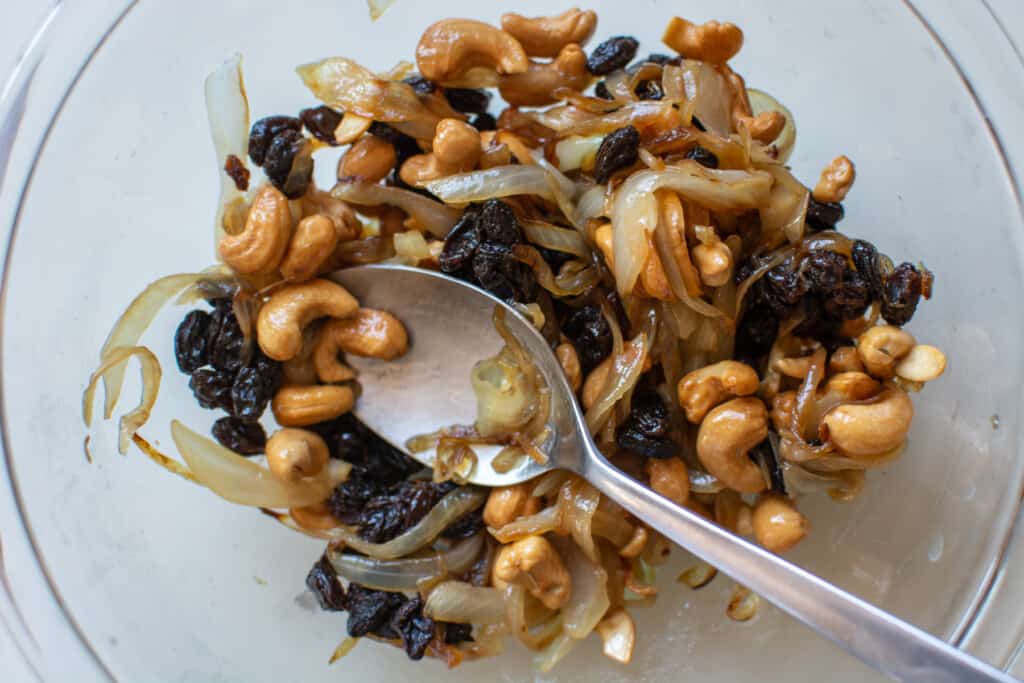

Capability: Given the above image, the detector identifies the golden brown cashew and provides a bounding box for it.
[696,397,768,493]
[725,69,786,143]
[692,235,733,287]
[416,19,529,82]
[637,236,673,300]
[821,389,913,459]
[770,391,796,432]
[662,17,743,64]
[856,325,916,379]
[271,384,356,427]
[752,493,809,553]
[482,483,542,528]
[281,323,320,387]
[822,371,881,401]
[218,184,293,275]
[894,344,947,382]
[256,279,359,361]
[479,130,513,169]
[313,309,409,367]
[337,135,397,183]
[279,215,338,282]
[555,342,582,392]
[492,536,571,609]
[646,457,689,506]
[399,118,481,186]
[266,428,330,482]
[828,345,864,374]
[677,360,759,423]
[500,8,598,58]
[581,355,613,411]
[301,189,362,243]
[290,502,341,531]
[813,155,856,203]
[498,44,592,107]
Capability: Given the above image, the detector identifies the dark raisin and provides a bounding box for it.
[644,52,680,66]
[439,209,482,276]
[312,414,421,482]
[299,105,343,145]
[211,416,266,455]
[801,250,846,292]
[691,115,707,132]
[617,390,676,459]
[174,310,212,373]
[356,480,456,543]
[390,596,437,660]
[562,305,612,373]
[735,303,779,359]
[823,268,871,320]
[223,154,250,191]
[444,88,491,114]
[472,241,517,299]
[305,556,347,611]
[441,510,484,539]
[634,79,663,100]
[587,36,639,75]
[230,352,282,421]
[478,199,520,246]
[444,622,474,644]
[593,125,640,184]
[470,112,497,131]
[402,75,436,95]
[188,368,233,411]
[536,245,573,273]
[851,239,884,299]
[760,259,808,315]
[346,584,404,638]
[805,196,844,232]
[594,81,612,100]
[263,128,313,199]
[248,115,301,166]
[685,145,719,169]
[881,263,924,326]
[207,306,244,373]
[327,471,386,524]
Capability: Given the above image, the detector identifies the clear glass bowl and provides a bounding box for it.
[1,1,1022,681]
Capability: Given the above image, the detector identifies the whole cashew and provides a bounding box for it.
[218,184,293,275]
[662,17,743,64]
[857,325,916,379]
[416,19,529,82]
[813,155,856,203]
[696,397,768,493]
[821,389,913,459]
[500,8,598,58]
[677,360,759,423]
[281,322,321,386]
[692,234,733,287]
[279,215,339,282]
[483,483,542,528]
[271,384,356,427]
[646,457,690,506]
[492,535,571,609]
[498,44,592,107]
[337,135,397,183]
[725,69,786,143]
[312,309,409,383]
[752,493,808,553]
[828,345,864,374]
[399,118,481,186]
[821,371,880,402]
[266,428,330,482]
[256,279,359,361]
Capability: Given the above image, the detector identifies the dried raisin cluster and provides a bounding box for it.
[247,116,314,198]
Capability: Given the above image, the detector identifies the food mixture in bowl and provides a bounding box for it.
[83,7,948,672]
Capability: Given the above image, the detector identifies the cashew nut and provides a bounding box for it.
[482,483,542,528]
[399,118,481,186]
[725,69,786,143]
[313,308,408,371]
[498,44,592,107]
[714,489,752,534]
[696,397,768,493]
[662,17,743,64]
[256,279,359,361]
[479,130,513,169]
[271,384,356,427]
[677,360,759,423]
[301,189,362,243]
[692,236,733,287]
[500,8,598,58]
[416,19,529,82]
[290,502,341,531]
[856,325,916,379]
[637,235,673,300]
[773,355,815,380]
[894,344,946,383]
[828,345,864,374]
[337,135,397,183]
[266,427,329,482]
[218,184,293,275]
[556,342,582,392]
[582,355,613,411]
[646,457,689,506]
[822,371,881,401]
[813,155,856,203]
[279,215,338,282]
[752,493,809,553]
[492,536,571,610]
[593,221,614,270]
[770,391,796,432]
[821,389,913,459]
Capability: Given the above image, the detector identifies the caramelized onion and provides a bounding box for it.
[328,534,484,592]
[424,580,506,624]
[332,182,461,237]
[83,346,161,454]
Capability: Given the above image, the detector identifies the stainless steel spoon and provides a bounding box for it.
[332,264,1014,683]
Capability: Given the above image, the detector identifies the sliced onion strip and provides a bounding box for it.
[83,346,161,454]
[424,580,506,624]
[328,534,484,592]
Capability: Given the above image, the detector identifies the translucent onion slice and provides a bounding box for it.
[561,478,601,564]
[584,333,649,435]
[554,134,603,172]
[488,504,561,543]
[559,540,610,639]
[328,636,359,664]
[204,54,251,246]
[82,346,160,454]
[760,164,810,248]
[514,245,598,298]
[748,88,797,163]
[423,580,507,624]
[520,220,591,259]
[366,0,395,20]
[533,632,576,673]
[681,60,732,135]
[426,165,559,204]
[331,182,461,237]
[171,420,340,508]
[328,534,484,592]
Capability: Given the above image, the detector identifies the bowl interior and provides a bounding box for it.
[3,1,1022,681]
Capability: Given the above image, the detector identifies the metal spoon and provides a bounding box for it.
[332,264,1014,683]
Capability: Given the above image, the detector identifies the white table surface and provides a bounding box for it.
[0,0,1022,681]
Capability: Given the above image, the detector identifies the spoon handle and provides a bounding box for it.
[580,449,1015,683]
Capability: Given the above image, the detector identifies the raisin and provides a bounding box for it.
[312,414,421,481]
[248,115,301,166]
[207,306,245,373]
[881,263,924,326]
[759,260,807,315]
[390,597,436,660]
[299,105,343,145]
[444,88,491,114]
[616,390,676,459]
[478,199,520,246]
[801,250,846,292]
[230,352,282,421]
[306,556,347,611]
[470,112,497,131]
[174,310,212,373]
[473,241,517,299]
[346,584,404,638]
[444,622,474,644]
[805,196,844,232]
[441,510,484,539]
[439,209,482,276]
[402,75,436,95]
[356,480,456,543]
[735,303,779,359]
[211,416,266,455]
[594,81,612,100]
[643,53,680,66]
[223,154,250,192]
[851,239,884,299]
[562,305,612,373]
[685,145,719,169]
[327,471,386,524]
[189,368,233,411]
[263,128,313,199]
[634,79,663,100]
[587,36,639,75]
[823,268,871,320]
[593,125,640,184]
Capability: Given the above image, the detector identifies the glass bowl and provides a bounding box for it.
[1,1,1022,680]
